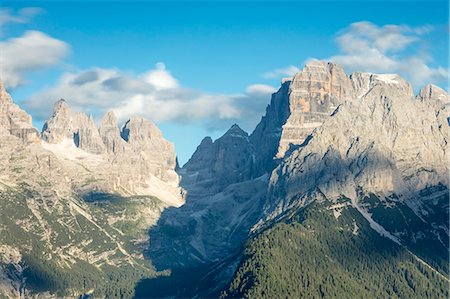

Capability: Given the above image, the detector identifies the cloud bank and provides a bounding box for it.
[25,63,276,132]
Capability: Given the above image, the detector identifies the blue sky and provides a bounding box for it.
[1,0,449,164]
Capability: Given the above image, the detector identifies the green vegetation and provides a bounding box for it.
[0,185,164,298]
[362,192,449,275]
[223,201,449,299]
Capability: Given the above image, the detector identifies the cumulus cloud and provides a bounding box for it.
[262,65,300,79]
[327,21,447,87]
[24,63,276,132]
[1,30,70,88]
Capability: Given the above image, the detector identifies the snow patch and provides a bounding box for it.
[41,138,103,165]
[354,202,401,245]
[374,74,399,84]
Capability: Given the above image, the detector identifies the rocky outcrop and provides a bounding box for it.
[41,100,105,154]
[40,106,183,207]
[0,83,183,207]
[261,71,448,225]
[250,80,291,176]
[99,111,125,154]
[181,124,254,195]
[250,61,357,176]
[276,61,355,158]
[416,83,449,110]
[0,82,40,144]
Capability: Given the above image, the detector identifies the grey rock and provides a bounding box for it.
[0,81,40,143]
[181,124,254,195]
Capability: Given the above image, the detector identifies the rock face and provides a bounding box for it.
[42,100,106,154]
[250,61,356,176]
[41,106,183,207]
[0,82,40,144]
[99,111,125,154]
[121,117,178,183]
[416,83,449,110]
[0,83,183,207]
[181,124,254,194]
[149,124,263,269]
[260,70,448,235]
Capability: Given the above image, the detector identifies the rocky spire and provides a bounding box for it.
[181,124,253,194]
[41,99,73,144]
[0,81,40,143]
[416,84,449,110]
[99,111,125,154]
[0,81,13,104]
[42,100,105,154]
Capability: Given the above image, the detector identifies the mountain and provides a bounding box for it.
[223,67,449,297]
[136,61,449,298]
[0,82,40,144]
[250,61,355,176]
[0,85,182,298]
[1,60,449,299]
[146,124,264,270]
[146,62,358,274]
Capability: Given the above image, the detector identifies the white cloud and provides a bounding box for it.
[0,7,43,26]
[24,64,276,132]
[327,21,447,87]
[245,84,277,94]
[262,65,300,79]
[144,62,179,90]
[1,30,70,88]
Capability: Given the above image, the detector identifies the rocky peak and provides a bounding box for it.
[99,111,124,154]
[53,99,71,117]
[223,124,248,138]
[0,81,40,143]
[262,74,448,225]
[199,136,213,146]
[42,100,105,154]
[73,113,105,154]
[416,84,448,110]
[181,124,253,195]
[41,99,73,144]
[121,117,163,145]
[102,111,118,127]
[250,61,355,176]
[0,81,13,104]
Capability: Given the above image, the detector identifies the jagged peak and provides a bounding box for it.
[0,81,13,104]
[52,99,71,116]
[417,83,448,99]
[303,59,328,69]
[200,136,213,145]
[101,111,118,127]
[121,116,163,143]
[223,123,248,137]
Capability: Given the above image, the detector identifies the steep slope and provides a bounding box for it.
[223,202,449,299]
[0,82,40,144]
[40,100,183,207]
[181,124,254,195]
[138,61,449,298]
[148,125,264,269]
[224,72,449,297]
[250,61,355,176]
